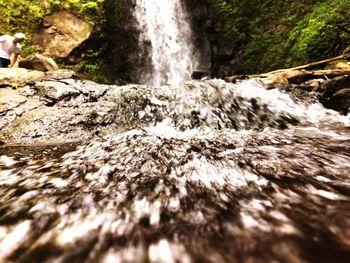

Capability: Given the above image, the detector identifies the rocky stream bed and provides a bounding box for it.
[0,67,349,262]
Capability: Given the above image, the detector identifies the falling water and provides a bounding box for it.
[134,0,197,87]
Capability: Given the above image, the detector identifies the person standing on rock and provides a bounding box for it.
[0,33,25,68]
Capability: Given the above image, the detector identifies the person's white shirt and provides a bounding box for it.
[0,35,21,60]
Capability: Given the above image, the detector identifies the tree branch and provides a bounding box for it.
[264,54,346,74]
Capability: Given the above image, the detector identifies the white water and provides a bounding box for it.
[1,79,350,262]
[134,0,197,88]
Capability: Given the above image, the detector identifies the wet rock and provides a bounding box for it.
[1,127,347,263]
[298,78,325,91]
[320,88,350,115]
[318,75,350,114]
[318,75,350,97]
[0,68,45,86]
[2,106,85,142]
[0,88,27,114]
[35,80,80,104]
[1,78,348,144]
[0,79,117,143]
[45,69,76,80]
[74,80,109,100]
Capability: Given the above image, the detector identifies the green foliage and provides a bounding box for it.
[208,0,350,73]
[288,0,350,63]
[0,0,45,34]
[208,0,258,50]
[76,49,112,84]
[77,61,111,84]
[62,0,104,18]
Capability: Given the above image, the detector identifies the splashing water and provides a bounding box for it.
[134,0,197,88]
[1,78,350,262]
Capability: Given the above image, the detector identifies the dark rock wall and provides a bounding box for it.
[184,0,239,78]
[99,0,148,84]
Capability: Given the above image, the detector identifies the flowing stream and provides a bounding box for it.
[134,0,197,87]
[0,78,350,262]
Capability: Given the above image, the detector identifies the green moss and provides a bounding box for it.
[208,0,350,73]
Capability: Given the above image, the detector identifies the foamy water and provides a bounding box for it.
[0,79,350,262]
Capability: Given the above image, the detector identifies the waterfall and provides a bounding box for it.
[134,0,197,88]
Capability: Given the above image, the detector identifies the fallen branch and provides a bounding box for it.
[265,54,346,75]
[225,52,350,84]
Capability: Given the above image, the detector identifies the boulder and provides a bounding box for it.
[318,74,350,114]
[19,54,59,71]
[259,74,289,90]
[320,88,350,115]
[318,75,350,97]
[45,69,76,80]
[0,68,45,86]
[0,68,78,88]
[31,10,93,58]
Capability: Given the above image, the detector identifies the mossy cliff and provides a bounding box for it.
[206,0,350,74]
[1,0,349,82]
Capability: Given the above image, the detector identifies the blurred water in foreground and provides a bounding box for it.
[1,79,350,262]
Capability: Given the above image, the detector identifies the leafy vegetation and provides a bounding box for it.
[0,0,104,34]
[289,0,350,63]
[74,0,126,84]
[208,0,350,73]
[75,48,111,83]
